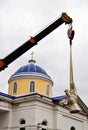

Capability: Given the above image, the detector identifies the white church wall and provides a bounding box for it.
[35,104,54,129]
[11,101,37,129]
[0,111,9,130]
[10,96,55,130]
[59,114,83,130]
[0,95,88,130]
[10,96,88,130]
[56,105,88,130]
[83,119,88,130]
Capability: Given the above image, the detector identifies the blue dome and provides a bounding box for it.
[8,63,53,85]
[15,64,47,75]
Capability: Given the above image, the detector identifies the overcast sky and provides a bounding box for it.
[0,0,88,106]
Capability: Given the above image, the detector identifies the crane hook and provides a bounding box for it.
[67,24,75,43]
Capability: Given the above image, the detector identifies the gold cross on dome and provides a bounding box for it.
[31,52,34,60]
[28,52,36,64]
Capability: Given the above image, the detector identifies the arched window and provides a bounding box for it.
[42,120,48,130]
[70,126,75,130]
[30,81,35,92]
[46,84,50,96]
[20,128,25,130]
[13,82,17,94]
[20,119,26,130]
[20,119,26,124]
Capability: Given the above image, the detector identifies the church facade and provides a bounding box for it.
[0,57,88,130]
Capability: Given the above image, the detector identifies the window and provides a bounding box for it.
[42,120,48,130]
[42,128,46,130]
[13,82,17,94]
[20,128,25,130]
[20,119,26,124]
[30,81,35,92]
[20,119,26,130]
[70,126,75,130]
[46,84,50,96]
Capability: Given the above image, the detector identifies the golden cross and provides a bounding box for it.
[31,52,34,60]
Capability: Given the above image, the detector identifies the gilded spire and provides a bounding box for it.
[69,36,77,95]
[70,43,74,86]
[62,27,81,114]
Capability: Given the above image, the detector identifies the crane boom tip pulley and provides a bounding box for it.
[61,12,72,24]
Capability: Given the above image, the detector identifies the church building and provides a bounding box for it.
[0,54,88,130]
